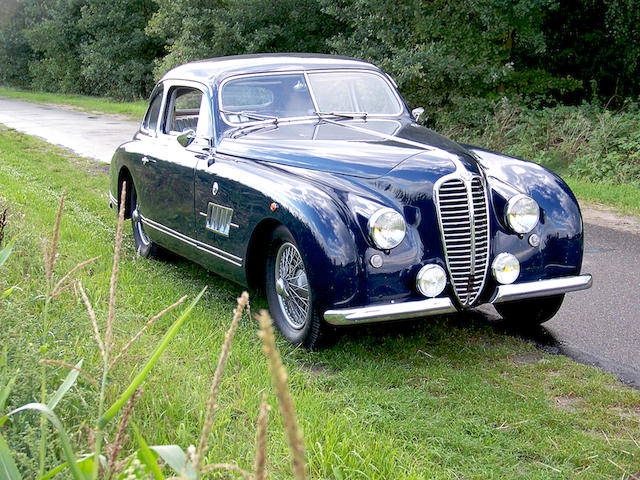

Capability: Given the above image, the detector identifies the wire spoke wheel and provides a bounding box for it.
[274,241,309,330]
[132,193,150,247]
[129,183,156,258]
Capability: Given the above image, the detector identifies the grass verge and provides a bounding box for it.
[0,86,147,121]
[0,126,639,478]
[566,177,640,217]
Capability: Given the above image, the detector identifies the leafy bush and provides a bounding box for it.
[2,0,639,104]
[440,98,640,185]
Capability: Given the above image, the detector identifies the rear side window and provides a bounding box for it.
[143,89,163,132]
[163,86,211,138]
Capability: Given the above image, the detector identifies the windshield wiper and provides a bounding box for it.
[228,122,279,139]
[314,111,368,120]
[220,109,279,125]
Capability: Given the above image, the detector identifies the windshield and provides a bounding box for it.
[219,70,403,124]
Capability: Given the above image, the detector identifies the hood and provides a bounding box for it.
[216,118,478,179]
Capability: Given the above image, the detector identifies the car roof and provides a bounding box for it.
[159,53,380,85]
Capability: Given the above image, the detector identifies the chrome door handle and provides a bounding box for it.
[141,156,155,165]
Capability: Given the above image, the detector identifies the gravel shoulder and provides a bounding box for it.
[581,203,640,234]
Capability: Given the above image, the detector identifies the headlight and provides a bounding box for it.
[506,194,539,234]
[368,208,406,249]
[492,253,520,284]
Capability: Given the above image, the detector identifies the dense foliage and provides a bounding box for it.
[1,0,638,107]
[0,0,639,186]
[443,99,640,186]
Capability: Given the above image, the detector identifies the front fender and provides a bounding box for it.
[241,161,362,312]
[468,146,584,286]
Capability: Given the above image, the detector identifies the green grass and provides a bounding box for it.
[0,126,639,479]
[0,86,147,121]
[566,177,640,217]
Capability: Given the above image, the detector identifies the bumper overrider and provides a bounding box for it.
[323,274,592,326]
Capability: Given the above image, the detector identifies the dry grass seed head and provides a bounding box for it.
[47,188,66,279]
[51,255,100,297]
[106,183,127,357]
[0,207,7,246]
[38,359,98,388]
[107,386,143,479]
[194,291,250,471]
[109,295,187,370]
[254,393,271,480]
[78,281,106,363]
[257,311,306,480]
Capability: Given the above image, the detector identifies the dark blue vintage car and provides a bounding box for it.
[109,54,592,348]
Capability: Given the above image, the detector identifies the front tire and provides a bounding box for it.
[265,226,327,349]
[129,183,157,258]
[495,294,565,326]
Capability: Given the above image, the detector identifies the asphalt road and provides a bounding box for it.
[0,97,138,163]
[477,221,640,387]
[1,97,638,386]
[542,222,640,386]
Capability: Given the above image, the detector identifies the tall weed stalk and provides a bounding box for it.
[1,185,309,479]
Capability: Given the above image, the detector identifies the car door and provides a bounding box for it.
[194,151,249,276]
[140,82,213,243]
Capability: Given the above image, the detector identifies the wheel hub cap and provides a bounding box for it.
[276,277,289,297]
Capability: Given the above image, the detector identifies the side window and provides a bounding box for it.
[163,86,211,139]
[142,89,163,132]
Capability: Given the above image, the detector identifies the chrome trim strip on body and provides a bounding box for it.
[108,191,117,207]
[489,274,592,304]
[324,297,457,326]
[140,215,243,267]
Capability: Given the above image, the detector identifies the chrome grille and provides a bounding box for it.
[436,176,490,307]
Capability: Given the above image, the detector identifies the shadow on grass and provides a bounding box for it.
[325,303,563,357]
[146,247,562,361]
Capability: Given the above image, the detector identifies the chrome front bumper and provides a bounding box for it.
[323,274,592,326]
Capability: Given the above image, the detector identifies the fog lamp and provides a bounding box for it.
[492,253,520,285]
[416,264,447,297]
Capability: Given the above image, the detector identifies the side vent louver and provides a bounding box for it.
[206,202,234,236]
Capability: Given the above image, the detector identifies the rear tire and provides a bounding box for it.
[495,294,565,326]
[265,226,328,349]
[129,182,157,258]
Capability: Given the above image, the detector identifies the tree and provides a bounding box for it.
[0,0,41,88]
[147,0,342,78]
[542,0,640,101]
[79,0,164,99]
[322,0,561,110]
[23,0,87,93]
